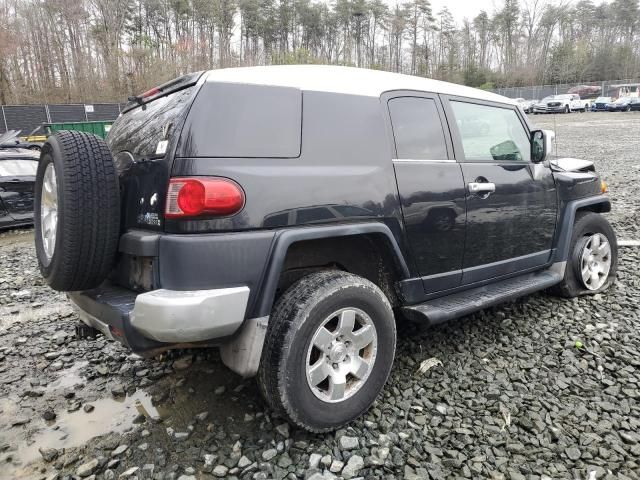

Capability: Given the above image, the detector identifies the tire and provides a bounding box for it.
[34,131,120,291]
[549,211,617,298]
[564,105,570,114]
[257,270,396,432]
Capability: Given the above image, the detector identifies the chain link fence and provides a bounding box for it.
[2,80,640,135]
[0,103,123,135]
[491,79,640,101]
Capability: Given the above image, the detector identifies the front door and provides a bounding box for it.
[386,93,467,292]
[443,98,558,285]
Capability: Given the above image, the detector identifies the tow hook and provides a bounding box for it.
[75,323,100,340]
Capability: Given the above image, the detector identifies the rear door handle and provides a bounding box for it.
[468,182,496,194]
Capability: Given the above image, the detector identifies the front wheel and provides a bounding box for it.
[564,105,570,113]
[549,212,618,298]
[257,271,396,432]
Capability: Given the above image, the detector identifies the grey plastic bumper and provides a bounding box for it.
[130,287,250,343]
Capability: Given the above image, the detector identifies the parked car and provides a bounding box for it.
[533,94,590,113]
[0,130,43,150]
[591,97,613,111]
[610,83,640,98]
[514,97,537,113]
[606,96,640,112]
[0,148,39,229]
[33,66,617,432]
[567,85,601,99]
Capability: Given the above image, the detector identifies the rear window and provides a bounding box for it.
[178,82,302,158]
[0,160,38,176]
[107,86,196,157]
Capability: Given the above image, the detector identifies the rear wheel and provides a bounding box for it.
[564,105,570,113]
[257,271,396,432]
[549,212,617,298]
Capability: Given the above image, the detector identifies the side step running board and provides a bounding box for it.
[403,270,562,326]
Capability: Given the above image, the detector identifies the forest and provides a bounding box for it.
[0,0,639,104]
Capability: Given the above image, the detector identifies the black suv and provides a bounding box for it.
[33,66,617,432]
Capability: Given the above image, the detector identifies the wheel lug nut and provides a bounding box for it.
[333,363,338,369]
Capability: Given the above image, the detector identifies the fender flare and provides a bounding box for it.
[552,195,611,263]
[250,223,410,318]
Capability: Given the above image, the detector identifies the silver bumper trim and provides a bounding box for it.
[130,287,250,343]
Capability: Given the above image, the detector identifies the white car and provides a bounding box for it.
[514,98,537,113]
[533,94,590,114]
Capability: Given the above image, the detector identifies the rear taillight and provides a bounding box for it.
[165,177,245,218]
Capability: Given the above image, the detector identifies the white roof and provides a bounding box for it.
[205,65,514,105]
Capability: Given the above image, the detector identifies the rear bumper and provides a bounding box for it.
[69,284,250,352]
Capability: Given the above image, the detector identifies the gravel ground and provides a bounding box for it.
[1,112,639,480]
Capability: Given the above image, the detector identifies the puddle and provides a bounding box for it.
[45,361,89,391]
[1,390,163,476]
[1,361,261,478]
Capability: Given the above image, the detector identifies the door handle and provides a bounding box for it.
[468,182,496,194]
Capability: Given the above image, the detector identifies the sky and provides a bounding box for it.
[427,0,501,21]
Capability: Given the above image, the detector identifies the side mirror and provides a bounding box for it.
[531,129,554,163]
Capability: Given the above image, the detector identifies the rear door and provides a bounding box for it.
[107,72,205,231]
[442,97,558,285]
[385,92,466,292]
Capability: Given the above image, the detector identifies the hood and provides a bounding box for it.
[550,157,595,173]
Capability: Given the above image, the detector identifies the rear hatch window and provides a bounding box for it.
[108,84,199,160]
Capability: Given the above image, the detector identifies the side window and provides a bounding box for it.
[450,101,531,162]
[388,97,448,160]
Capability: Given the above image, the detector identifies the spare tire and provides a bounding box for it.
[34,131,120,291]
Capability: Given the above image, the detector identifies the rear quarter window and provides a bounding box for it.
[177,82,302,158]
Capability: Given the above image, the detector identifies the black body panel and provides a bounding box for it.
[393,160,467,291]
[167,90,409,272]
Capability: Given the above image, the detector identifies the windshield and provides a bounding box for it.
[595,97,611,102]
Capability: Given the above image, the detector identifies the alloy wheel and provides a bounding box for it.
[579,233,612,291]
[40,163,58,262]
[305,307,378,403]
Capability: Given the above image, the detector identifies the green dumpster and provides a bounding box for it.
[43,121,114,139]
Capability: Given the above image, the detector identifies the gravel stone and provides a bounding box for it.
[262,449,277,461]
[111,445,128,457]
[341,455,364,479]
[339,435,359,450]
[212,465,229,477]
[76,458,99,477]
